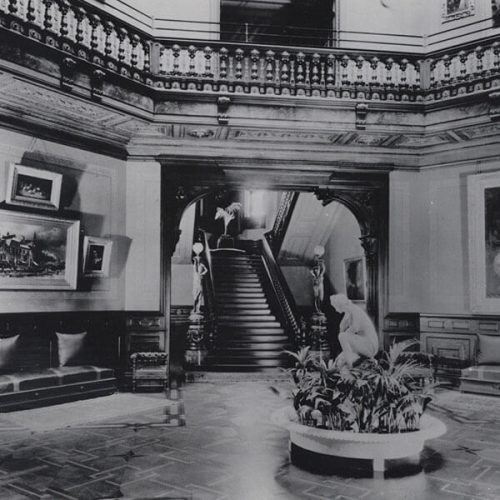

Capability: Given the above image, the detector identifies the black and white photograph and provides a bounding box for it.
[82,236,112,277]
[5,163,63,210]
[1,0,500,498]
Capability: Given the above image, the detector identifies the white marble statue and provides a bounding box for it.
[330,293,379,368]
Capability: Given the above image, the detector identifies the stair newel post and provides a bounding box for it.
[185,242,209,367]
[308,245,330,361]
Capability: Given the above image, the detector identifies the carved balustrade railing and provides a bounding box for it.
[1,0,500,102]
[260,238,301,346]
[265,191,299,257]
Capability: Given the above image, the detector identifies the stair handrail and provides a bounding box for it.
[260,237,301,344]
[200,230,218,347]
[265,191,299,256]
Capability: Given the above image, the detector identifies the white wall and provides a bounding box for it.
[0,128,127,313]
[125,160,161,311]
[389,159,500,315]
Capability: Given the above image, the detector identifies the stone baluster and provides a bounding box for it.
[356,55,365,85]
[103,21,115,60]
[219,47,228,79]
[250,49,260,81]
[296,52,305,85]
[415,60,422,89]
[400,58,409,87]
[493,41,500,73]
[385,57,394,87]
[42,0,54,33]
[74,6,86,46]
[143,41,151,74]
[117,27,128,66]
[429,58,436,87]
[265,49,274,83]
[8,0,19,16]
[280,51,290,84]
[311,53,320,86]
[157,44,166,74]
[27,0,36,23]
[442,54,451,84]
[370,56,379,85]
[89,14,101,54]
[187,45,196,76]
[130,34,140,71]
[475,46,484,76]
[326,54,335,87]
[59,0,70,40]
[172,44,181,75]
[458,50,468,80]
[234,48,244,80]
[203,46,213,77]
[341,55,350,85]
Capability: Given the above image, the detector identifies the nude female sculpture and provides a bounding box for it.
[330,293,379,368]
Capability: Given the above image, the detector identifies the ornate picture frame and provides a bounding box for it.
[6,164,63,211]
[442,0,475,22]
[343,256,366,302]
[468,171,500,313]
[82,236,112,277]
[0,209,79,290]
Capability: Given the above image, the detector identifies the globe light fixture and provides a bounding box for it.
[313,245,325,258]
[192,242,204,255]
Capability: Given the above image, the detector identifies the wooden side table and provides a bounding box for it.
[131,352,168,392]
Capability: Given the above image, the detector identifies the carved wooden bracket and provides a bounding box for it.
[91,69,106,101]
[489,91,500,121]
[60,56,76,91]
[355,102,369,130]
[217,95,231,125]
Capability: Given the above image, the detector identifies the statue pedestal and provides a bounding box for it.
[185,312,208,367]
[309,312,330,361]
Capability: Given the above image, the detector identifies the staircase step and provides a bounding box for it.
[219,321,282,329]
[217,298,267,305]
[207,358,288,368]
[217,340,289,349]
[214,350,288,359]
[217,307,271,314]
[216,282,263,288]
[217,292,266,298]
[219,314,277,321]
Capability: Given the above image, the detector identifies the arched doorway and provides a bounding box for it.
[160,163,388,371]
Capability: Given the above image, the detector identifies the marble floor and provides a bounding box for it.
[0,379,500,499]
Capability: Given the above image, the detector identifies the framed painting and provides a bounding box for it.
[6,164,62,211]
[0,209,79,290]
[468,171,500,313]
[82,236,112,277]
[344,256,366,302]
[442,0,475,22]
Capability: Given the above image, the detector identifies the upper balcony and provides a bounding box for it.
[1,0,499,105]
[1,0,500,170]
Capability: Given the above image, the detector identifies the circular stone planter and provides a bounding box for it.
[272,407,447,475]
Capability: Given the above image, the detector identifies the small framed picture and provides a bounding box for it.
[82,236,112,277]
[343,256,366,302]
[442,0,475,22]
[6,164,63,211]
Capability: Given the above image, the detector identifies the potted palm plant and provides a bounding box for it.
[215,202,242,248]
[272,340,446,476]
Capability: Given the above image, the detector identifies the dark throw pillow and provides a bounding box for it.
[56,331,88,367]
[477,334,500,365]
[0,335,19,371]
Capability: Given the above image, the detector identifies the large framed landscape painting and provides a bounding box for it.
[0,209,79,290]
[468,171,500,313]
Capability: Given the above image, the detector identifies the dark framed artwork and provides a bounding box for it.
[0,209,79,289]
[6,164,62,211]
[343,256,366,302]
[468,171,500,313]
[442,0,475,21]
[83,236,112,277]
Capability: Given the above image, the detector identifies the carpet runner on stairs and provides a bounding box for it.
[207,249,291,372]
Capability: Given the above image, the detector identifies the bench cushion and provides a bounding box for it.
[0,366,114,394]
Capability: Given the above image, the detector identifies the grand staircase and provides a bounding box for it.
[207,249,291,371]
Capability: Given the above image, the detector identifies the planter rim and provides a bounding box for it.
[271,407,447,443]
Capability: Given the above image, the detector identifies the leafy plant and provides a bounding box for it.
[215,202,242,235]
[285,340,435,434]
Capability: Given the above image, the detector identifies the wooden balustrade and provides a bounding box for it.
[201,230,217,348]
[265,191,299,256]
[260,238,301,346]
[1,0,499,102]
